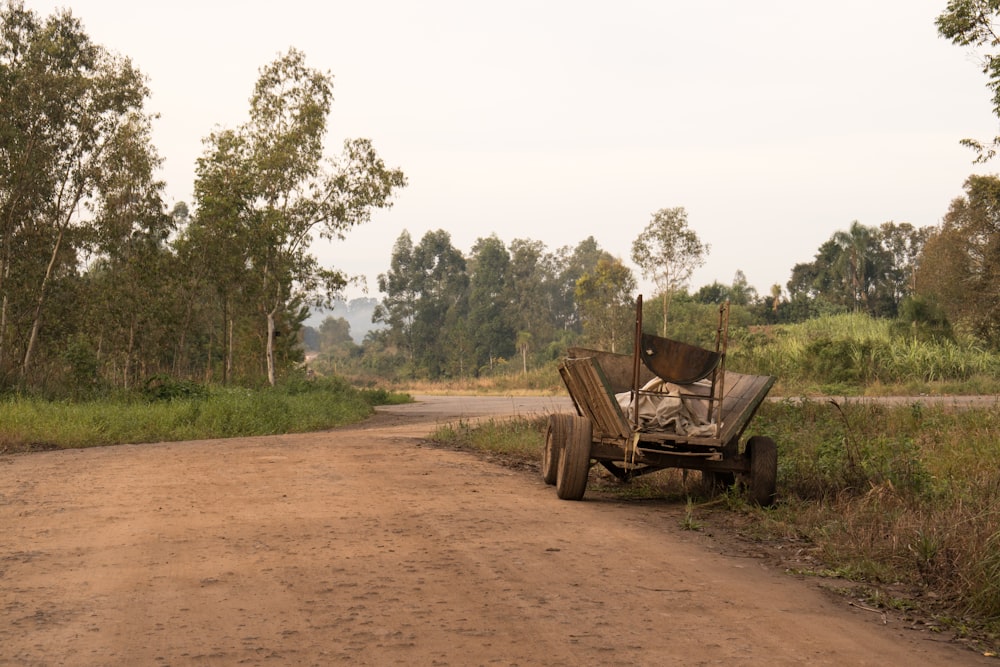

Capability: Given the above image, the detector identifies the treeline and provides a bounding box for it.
[5,3,999,396]
[0,3,403,395]
[312,185,1000,382]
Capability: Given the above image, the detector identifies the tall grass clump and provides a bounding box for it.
[730,313,1000,394]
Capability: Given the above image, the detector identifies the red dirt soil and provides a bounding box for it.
[0,396,993,665]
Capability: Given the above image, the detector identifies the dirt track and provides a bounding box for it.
[0,396,992,666]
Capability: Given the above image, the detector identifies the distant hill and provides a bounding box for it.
[305,297,384,343]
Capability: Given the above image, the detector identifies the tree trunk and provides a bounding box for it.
[661,292,669,338]
[0,293,7,373]
[266,308,277,386]
[124,318,135,390]
[21,225,65,383]
[226,316,234,385]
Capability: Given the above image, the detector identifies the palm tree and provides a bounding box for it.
[832,221,875,312]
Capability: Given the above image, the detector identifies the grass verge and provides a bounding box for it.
[0,377,410,452]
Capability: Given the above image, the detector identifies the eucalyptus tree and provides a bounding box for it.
[0,2,153,386]
[192,48,406,385]
[505,238,559,363]
[630,207,709,336]
[554,236,612,333]
[84,111,174,388]
[375,229,468,378]
[374,230,419,363]
[877,222,931,312]
[574,257,637,353]
[467,235,514,372]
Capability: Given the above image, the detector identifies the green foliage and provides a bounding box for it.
[142,374,208,401]
[0,2,162,389]
[62,336,102,397]
[891,295,953,343]
[190,48,406,386]
[631,207,709,335]
[937,0,1000,162]
[786,221,929,320]
[916,175,1000,348]
[575,257,636,353]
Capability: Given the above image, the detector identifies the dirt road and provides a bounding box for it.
[0,396,991,665]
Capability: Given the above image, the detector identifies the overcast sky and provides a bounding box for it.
[26,0,1000,300]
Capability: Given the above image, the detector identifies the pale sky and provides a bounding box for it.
[26,0,1000,300]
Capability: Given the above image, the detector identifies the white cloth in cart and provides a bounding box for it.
[615,377,717,437]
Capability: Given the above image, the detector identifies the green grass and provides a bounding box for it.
[0,377,409,451]
[730,313,1000,395]
[431,417,544,464]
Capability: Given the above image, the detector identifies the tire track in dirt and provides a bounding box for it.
[0,398,992,665]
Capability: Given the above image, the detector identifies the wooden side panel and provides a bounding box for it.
[560,357,632,441]
[567,347,654,394]
[715,372,776,445]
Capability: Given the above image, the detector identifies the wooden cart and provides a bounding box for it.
[543,299,778,505]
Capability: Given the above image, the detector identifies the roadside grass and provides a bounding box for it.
[428,399,1000,649]
[0,377,409,452]
[730,313,1000,396]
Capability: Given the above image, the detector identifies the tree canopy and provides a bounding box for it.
[937,0,1000,161]
[187,48,406,385]
[631,207,709,336]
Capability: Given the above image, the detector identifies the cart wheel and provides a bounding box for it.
[556,416,592,501]
[542,414,572,485]
[746,436,777,507]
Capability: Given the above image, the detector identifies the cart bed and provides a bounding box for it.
[560,355,775,449]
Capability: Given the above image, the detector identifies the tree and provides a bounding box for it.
[192,49,406,385]
[574,258,636,353]
[0,2,153,386]
[516,331,532,375]
[374,230,418,362]
[692,270,757,307]
[375,229,468,378]
[630,207,709,336]
[937,1,1000,161]
[84,111,174,389]
[916,174,1000,345]
[832,221,877,313]
[554,236,613,333]
[876,222,931,314]
[505,238,559,362]
[787,221,927,319]
[467,235,514,372]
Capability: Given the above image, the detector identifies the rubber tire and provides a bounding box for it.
[746,435,778,507]
[556,416,592,501]
[542,414,572,485]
